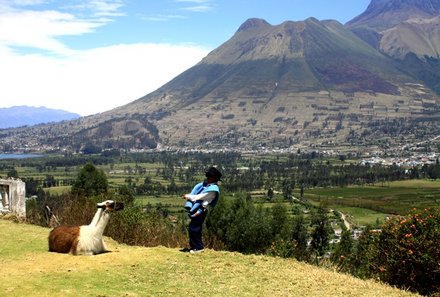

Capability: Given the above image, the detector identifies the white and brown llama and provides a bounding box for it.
[48,200,124,255]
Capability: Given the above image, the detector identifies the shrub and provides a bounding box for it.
[106,205,186,247]
[207,194,273,254]
[371,208,440,296]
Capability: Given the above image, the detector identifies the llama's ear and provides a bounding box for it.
[97,200,113,207]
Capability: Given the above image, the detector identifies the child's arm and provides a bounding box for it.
[184,191,216,203]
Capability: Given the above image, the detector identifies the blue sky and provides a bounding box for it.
[0,0,371,116]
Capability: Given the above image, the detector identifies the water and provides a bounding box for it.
[0,153,44,160]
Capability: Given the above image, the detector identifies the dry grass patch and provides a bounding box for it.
[0,219,419,297]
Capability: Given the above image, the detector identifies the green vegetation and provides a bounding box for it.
[371,208,440,295]
[305,179,440,218]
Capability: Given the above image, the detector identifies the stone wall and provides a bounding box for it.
[0,178,26,218]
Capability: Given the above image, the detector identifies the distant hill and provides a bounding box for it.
[0,106,80,129]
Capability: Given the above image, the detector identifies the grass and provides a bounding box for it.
[43,186,71,195]
[332,206,387,226]
[0,218,420,297]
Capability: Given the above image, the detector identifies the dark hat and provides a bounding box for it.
[205,167,222,181]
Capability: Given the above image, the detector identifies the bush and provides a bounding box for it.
[206,194,273,254]
[371,208,440,296]
[106,205,186,247]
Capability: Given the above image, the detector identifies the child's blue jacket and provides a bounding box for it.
[190,182,220,208]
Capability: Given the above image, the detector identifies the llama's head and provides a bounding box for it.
[97,200,124,212]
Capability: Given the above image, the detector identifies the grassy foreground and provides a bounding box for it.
[0,219,419,297]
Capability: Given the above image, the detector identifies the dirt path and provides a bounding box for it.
[338,211,351,230]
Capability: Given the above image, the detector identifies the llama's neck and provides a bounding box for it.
[90,208,103,227]
[89,208,111,235]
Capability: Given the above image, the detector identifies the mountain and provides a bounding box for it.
[347,0,440,58]
[101,16,437,149]
[346,0,440,32]
[0,106,80,129]
[1,0,440,153]
[347,0,440,95]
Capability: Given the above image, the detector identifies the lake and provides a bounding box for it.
[0,153,44,160]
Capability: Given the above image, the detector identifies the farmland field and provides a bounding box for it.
[304,179,440,225]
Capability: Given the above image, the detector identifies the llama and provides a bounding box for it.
[48,200,124,255]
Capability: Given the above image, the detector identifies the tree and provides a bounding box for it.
[206,193,232,245]
[309,206,332,258]
[43,175,56,188]
[349,225,376,278]
[223,194,272,254]
[267,187,274,201]
[270,203,290,240]
[282,179,293,200]
[291,213,309,261]
[331,229,354,271]
[7,168,18,178]
[71,162,108,196]
[117,185,135,205]
[23,177,38,196]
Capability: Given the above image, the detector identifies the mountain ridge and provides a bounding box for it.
[346,0,440,31]
[0,106,80,129]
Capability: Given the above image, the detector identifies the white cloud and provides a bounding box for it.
[0,10,102,55]
[1,0,50,7]
[181,5,212,12]
[64,0,126,18]
[0,1,211,116]
[0,1,126,55]
[0,43,209,116]
[175,0,214,13]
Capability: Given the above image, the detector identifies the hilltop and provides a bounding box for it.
[0,219,418,297]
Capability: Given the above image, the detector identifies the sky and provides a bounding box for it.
[0,0,371,116]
